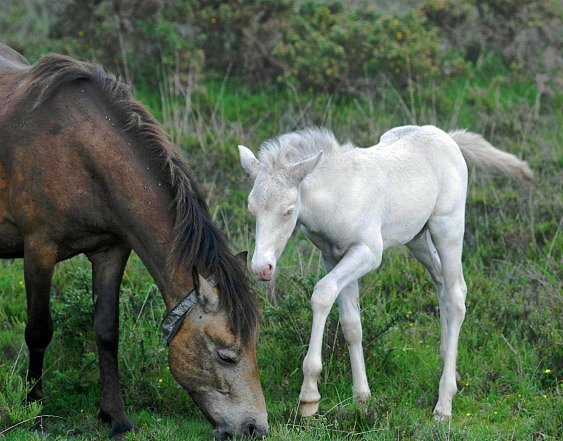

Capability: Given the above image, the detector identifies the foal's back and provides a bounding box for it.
[300,125,468,249]
[0,42,28,70]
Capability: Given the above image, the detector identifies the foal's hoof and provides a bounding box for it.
[299,400,319,417]
[355,390,371,403]
[433,410,452,422]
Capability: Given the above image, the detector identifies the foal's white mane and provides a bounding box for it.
[258,127,354,171]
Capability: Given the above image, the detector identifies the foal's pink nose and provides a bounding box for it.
[254,263,273,281]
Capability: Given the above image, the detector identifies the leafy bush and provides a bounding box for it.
[49,0,204,84]
[421,0,562,79]
[273,4,454,91]
[0,0,559,95]
[192,0,294,82]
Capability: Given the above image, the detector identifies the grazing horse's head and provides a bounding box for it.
[238,136,323,281]
[167,270,268,440]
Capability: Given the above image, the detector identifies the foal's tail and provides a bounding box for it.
[448,130,534,181]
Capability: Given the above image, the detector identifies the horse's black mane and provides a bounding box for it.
[20,54,259,343]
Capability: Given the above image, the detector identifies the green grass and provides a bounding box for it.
[1,55,561,440]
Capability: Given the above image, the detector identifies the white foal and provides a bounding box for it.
[238,125,532,420]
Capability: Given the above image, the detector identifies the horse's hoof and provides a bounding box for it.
[109,419,136,438]
[98,410,112,424]
[25,389,44,404]
[299,400,319,417]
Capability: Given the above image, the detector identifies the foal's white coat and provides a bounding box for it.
[238,125,532,419]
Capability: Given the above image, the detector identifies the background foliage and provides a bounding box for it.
[0,0,561,440]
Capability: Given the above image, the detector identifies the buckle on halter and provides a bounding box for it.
[160,270,217,345]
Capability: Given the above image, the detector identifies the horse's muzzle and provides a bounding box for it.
[213,418,269,439]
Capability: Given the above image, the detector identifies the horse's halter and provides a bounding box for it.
[161,269,217,346]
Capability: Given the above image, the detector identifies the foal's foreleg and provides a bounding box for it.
[23,240,56,402]
[337,281,371,402]
[324,255,371,403]
[299,243,381,416]
[88,245,132,437]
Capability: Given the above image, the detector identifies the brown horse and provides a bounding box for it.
[0,44,268,439]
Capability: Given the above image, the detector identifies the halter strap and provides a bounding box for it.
[161,272,217,346]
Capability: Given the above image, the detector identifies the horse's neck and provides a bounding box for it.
[94,127,194,307]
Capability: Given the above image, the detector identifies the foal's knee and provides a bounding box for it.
[311,279,337,314]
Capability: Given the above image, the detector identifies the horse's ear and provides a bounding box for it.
[238,145,260,178]
[197,275,219,313]
[234,251,248,267]
[288,151,323,184]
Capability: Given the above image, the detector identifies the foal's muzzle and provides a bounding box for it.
[253,263,274,281]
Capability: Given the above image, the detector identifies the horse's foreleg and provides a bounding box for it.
[337,281,370,402]
[299,242,381,417]
[88,245,133,437]
[23,239,56,402]
[428,215,466,421]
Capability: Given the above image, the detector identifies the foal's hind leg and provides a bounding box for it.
[406,229,448,361]
[23,239,56,403]
[88,245,133,437]
[427,214,467,420]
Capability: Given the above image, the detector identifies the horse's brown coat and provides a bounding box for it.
[0,45,266,438]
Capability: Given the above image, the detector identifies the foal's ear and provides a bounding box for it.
[234,251,248,267]
[288,151,323,184]
[238,145,261,178]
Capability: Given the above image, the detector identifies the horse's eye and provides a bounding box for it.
[217,349,239,365]
[283,207,295,217]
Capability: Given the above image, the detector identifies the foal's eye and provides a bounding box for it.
[283,207,295,217]
[217,349,239,365]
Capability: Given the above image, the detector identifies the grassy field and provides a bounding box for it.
[0,51,561,440]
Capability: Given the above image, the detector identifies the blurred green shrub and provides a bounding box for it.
[272,3,454,91]
[421,0,562,78]
[192,0,294,82]
[50,0,204,84]
[0,0,559,93]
